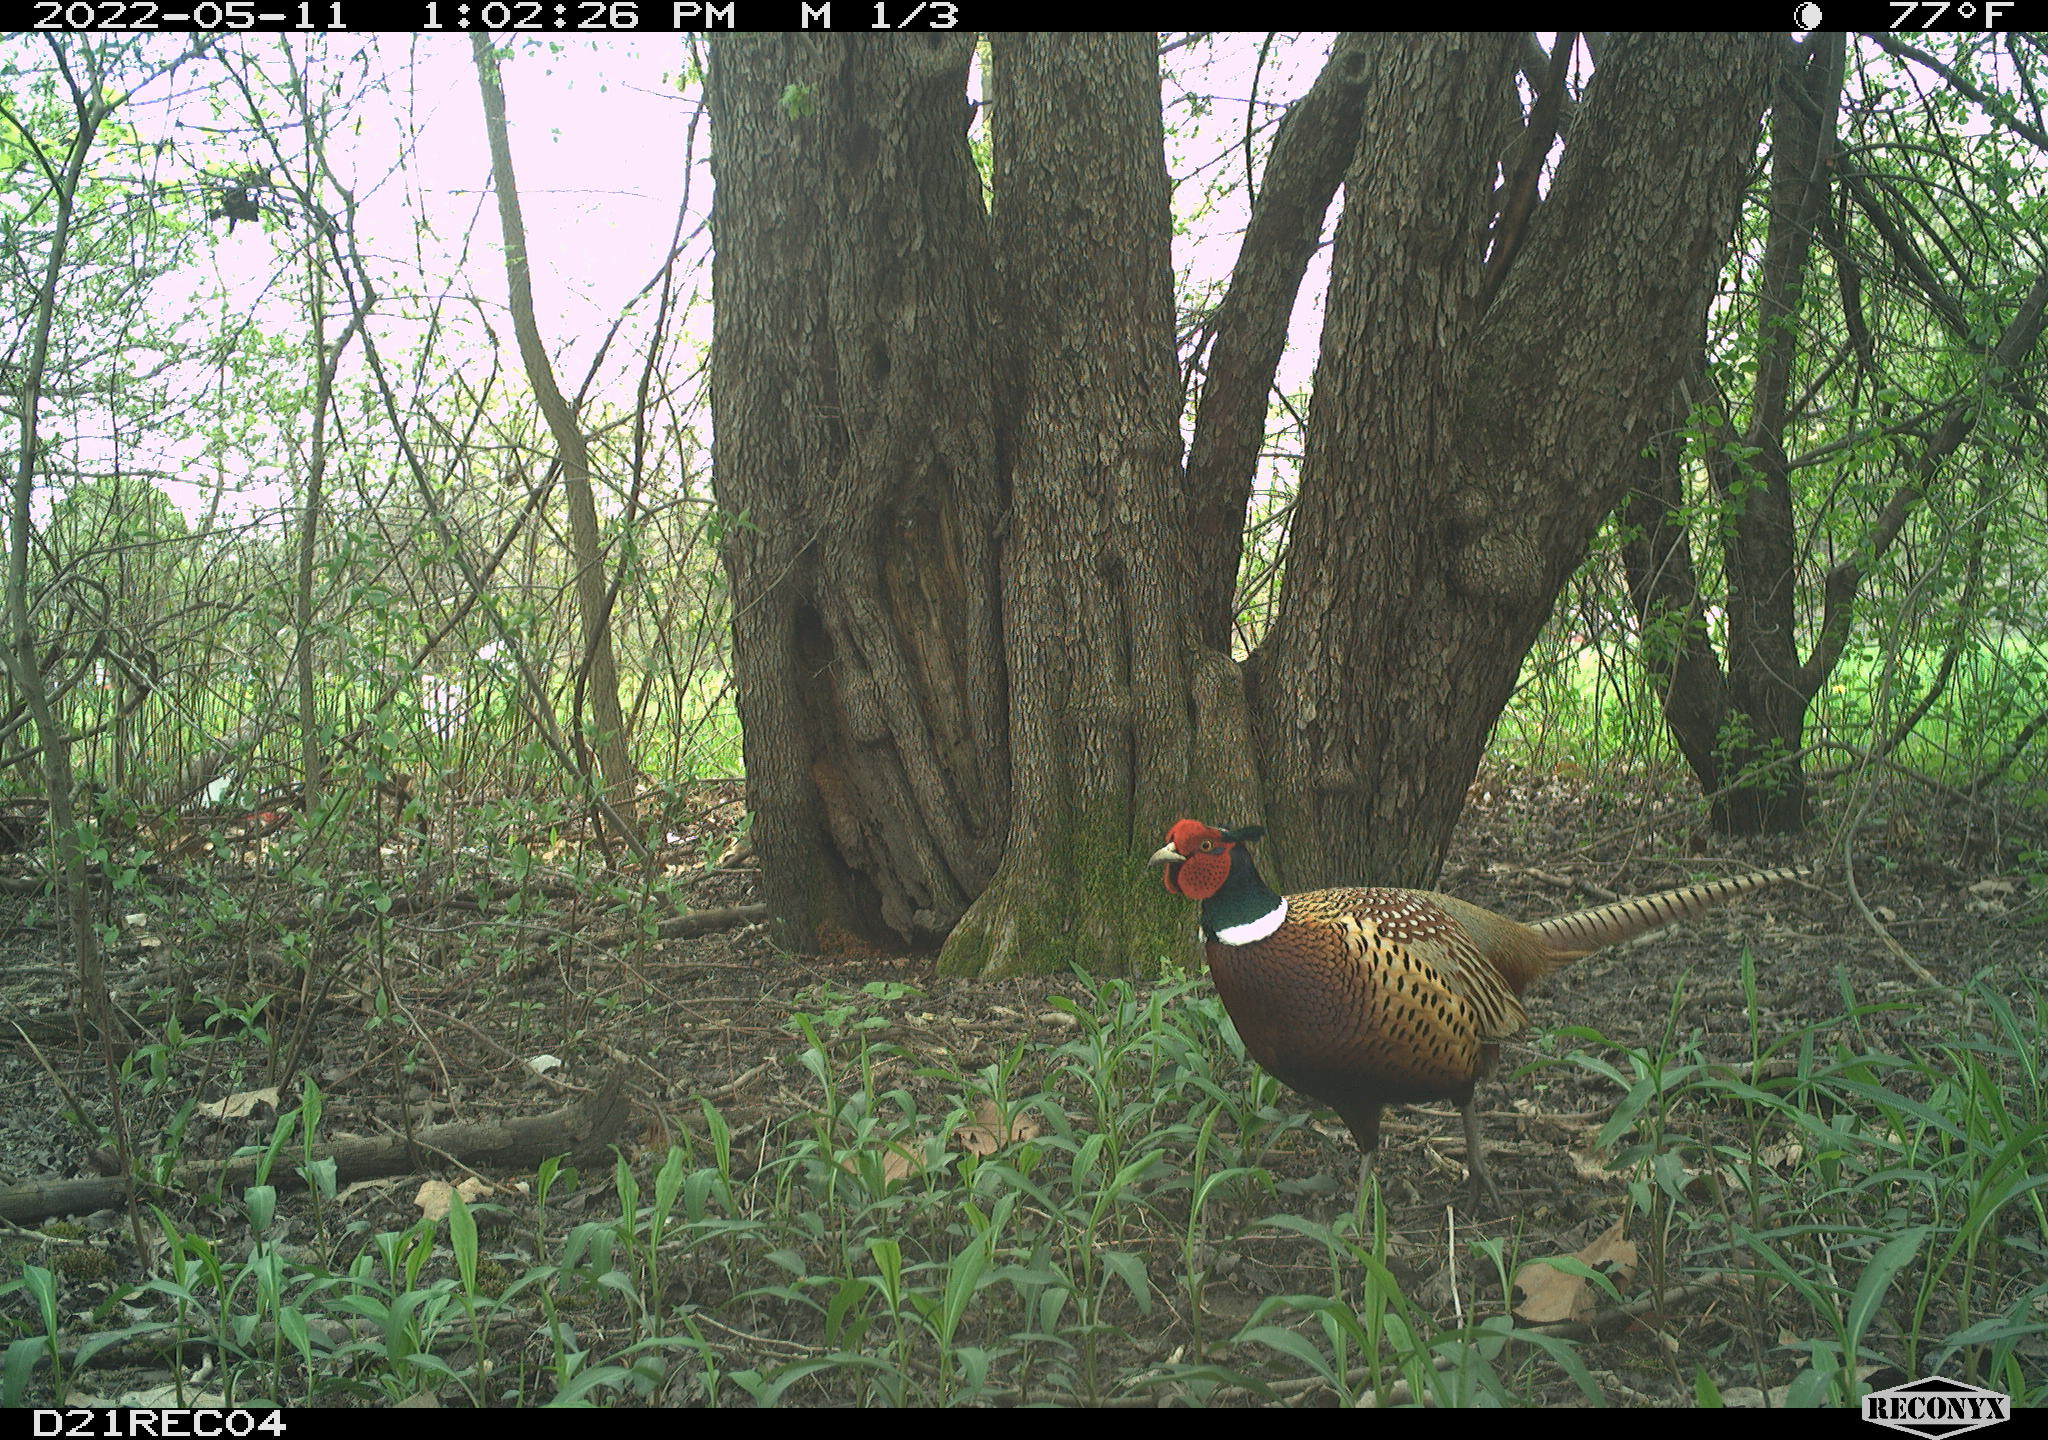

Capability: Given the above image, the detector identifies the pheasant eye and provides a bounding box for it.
[1198,840,1213,851]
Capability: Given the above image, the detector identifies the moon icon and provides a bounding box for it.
[1794,2,1823,28]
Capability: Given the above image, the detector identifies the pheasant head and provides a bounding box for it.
[1149,819,1287,943]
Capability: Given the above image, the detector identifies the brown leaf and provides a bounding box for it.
[839,1137,930,1183]
[413,1175,494,1220]
[954,1099,1043,1156]
[1513,1217,1637,1324]
[1513,1255,1589,1325]
[1568,1146,1631,1182]
[195,1087,280,1120]
[1580,1218,1638,1284]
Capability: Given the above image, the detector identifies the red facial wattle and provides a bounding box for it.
[1167,847,1231,899]
[1158,819,1232,900]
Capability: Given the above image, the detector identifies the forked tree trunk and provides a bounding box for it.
[1694,36,1838,834]
[710,35,1248,972]
[1248,34,1777,888]
[709,33,1777,969]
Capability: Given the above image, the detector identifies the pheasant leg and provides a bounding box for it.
[1460,1096,1502,1207]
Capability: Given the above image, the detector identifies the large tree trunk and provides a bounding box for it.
[1246,34,1777,889]
[709,34,1242,973]
[937,33,1215,978]
[708,36,1011,952]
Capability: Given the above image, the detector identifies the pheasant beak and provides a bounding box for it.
[1147,842,1182,867]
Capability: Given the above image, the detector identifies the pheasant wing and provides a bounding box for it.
[1292,888,1531,1041]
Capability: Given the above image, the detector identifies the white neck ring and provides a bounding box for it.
[1214,896,1287,945]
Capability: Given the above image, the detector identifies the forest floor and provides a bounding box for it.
[2,769,2043,1407]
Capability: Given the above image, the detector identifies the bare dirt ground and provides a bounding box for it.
[2,770,2042,1406]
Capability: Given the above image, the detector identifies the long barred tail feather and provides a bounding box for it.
[1530,866,1811,952]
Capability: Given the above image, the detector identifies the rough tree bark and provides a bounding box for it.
[709,34,1240,973]
[936,33,1212,977]
[708,36,1012,953]
[1244,34,1778,889]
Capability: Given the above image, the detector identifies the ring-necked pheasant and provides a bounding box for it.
[1148,819,1809,1204]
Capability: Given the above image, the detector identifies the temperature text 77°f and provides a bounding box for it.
[1890,1,2017,26]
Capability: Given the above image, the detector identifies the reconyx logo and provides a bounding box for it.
[1862,1377,2011,1438]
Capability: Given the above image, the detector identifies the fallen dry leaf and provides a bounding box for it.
[1568,1146,1632,1183]
[414,1175,494,1219]
[839,1137,931,1184]
[954,1099,1044,1156]
[1513,1217,1638,1324]
[195,1087,279,1120]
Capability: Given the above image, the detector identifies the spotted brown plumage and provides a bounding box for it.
[1148,818,1809,1204]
